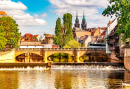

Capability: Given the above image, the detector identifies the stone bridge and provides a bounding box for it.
[15,48,108,62]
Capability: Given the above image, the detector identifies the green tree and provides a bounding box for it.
[0,16,21,50]
[0,26,7,50]
[54,18,63,47]
[63,39,81,48]
[63,13,73,45]
[102,0,130,42]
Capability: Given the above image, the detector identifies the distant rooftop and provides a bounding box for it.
[0,11,7,15]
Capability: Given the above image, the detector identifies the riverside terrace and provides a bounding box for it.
[15,48,110,62]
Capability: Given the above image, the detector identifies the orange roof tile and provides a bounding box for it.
[0,11,7,15]
[94,28,100,36]
[107,21,113,25]
[35,35,38,37]
[100,31,106,37]
[25,33,32,36]
[100,27,107,30]
[75,31,91,37]
[45,34,54,38]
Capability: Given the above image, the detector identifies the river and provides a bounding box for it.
[0,65,130,89]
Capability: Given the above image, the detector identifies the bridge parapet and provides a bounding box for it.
[87,48,106,51]
[15,48,43,51]
[15,48,106,51]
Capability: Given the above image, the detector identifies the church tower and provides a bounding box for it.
[74,12,80,28]
[81,12,87,30]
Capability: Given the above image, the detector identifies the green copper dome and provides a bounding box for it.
[76,17,79,21]
[75,11,79,21]
[82,12,86,21]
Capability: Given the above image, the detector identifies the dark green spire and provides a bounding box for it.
[82,11,86,21]
[75,11,79,21]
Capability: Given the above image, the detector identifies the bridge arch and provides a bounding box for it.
[48,53,74,62]
[15,53,43,62]
[46,51,74,57]
[15,51,42,58]
[80,52,110,62]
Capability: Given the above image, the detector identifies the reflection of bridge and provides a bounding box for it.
[15,48,109,62]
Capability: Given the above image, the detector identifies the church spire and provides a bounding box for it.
[82,11,86,21]
[74,11,80,28]
[75,11,79,21]
[81,11,87,30]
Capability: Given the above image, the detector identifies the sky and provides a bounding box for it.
[0,0,114,35]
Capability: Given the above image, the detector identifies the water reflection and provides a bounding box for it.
[0,71,18,89]
[0,70,130,89]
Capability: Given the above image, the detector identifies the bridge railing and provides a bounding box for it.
[15,48,106,51]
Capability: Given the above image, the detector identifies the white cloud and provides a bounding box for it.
[35,19,47,25]
[0,0,27,10]
[41,13,47,18]
[0,0,47,34]
[34,14,39,19]
[49,0,113,28]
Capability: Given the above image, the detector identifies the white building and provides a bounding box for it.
[106,18,118,54]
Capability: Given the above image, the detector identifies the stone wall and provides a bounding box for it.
[110,51,120,63]
[124,48,130,71]
[124,57,130,71]
[0,50,15,63]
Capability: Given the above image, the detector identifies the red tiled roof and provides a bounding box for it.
[0,11,7,15]
[107,21,113,25]
[100,27,107,30]
[25,33,32,36]
[45,34,54,38]
[21,33,38,42]
[35,35,38,37]
[91,31,95,36]
[100,31,106,37]
[86,28,96,32]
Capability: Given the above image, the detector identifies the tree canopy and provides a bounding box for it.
[63,39,81,48]
[0,16,21,50]
[102,0,130,42]
[54,18,63,47]
[54,13,74,48]
[63,13,73,45]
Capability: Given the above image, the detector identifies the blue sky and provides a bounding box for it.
[0,0,113,35]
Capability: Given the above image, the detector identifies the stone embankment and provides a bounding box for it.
[124,46,130,71]
[0,50,15,62]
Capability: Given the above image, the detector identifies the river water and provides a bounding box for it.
[0,65,130,89]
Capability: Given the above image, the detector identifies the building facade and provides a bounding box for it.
[106,18,124,61]
[44,34,54,44]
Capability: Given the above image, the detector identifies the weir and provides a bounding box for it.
[0,63,47,70]
[51,62,124,70]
